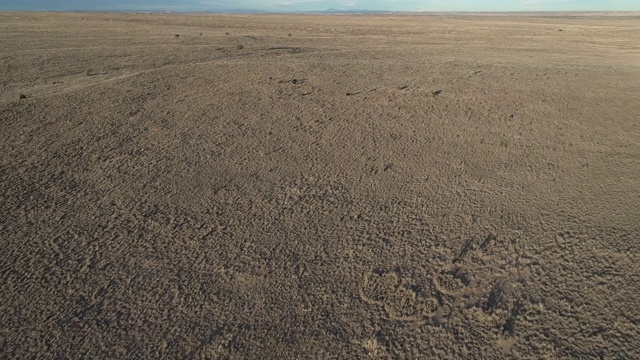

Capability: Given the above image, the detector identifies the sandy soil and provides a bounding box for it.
[1,11,640,358]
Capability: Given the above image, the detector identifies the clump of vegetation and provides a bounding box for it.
[19,93,27,100]
[174,34,180,38]
[288,33,292,37]
[200,32,203,36]
[225,32,230,35]
[237,44,244,50]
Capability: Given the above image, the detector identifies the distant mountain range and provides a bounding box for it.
[208,8,394,14]
[316,8,393,14]
[212,9,270,14]
[119,8,384,14]
[60,8,639,15]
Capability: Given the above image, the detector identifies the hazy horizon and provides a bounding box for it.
[0,0,638,12]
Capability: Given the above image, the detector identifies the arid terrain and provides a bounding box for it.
[1,12,639,358]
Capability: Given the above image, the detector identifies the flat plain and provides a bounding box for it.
[1,11,639,358]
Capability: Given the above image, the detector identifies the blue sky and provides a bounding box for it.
[0,0,638,12]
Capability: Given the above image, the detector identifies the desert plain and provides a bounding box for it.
[1,11,640,358]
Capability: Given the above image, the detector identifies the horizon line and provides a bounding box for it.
[2,9,640,14]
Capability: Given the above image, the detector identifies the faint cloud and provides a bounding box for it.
[338,0,357,6]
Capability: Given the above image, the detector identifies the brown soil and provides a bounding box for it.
[1,12,640,358]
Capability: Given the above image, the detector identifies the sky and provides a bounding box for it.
[0,0,638,12]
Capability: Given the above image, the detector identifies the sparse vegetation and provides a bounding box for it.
[4,13,640,360]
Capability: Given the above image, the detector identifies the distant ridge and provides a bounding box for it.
[13,9,640,16]
[213,9,270,14]
[317,8,394,14]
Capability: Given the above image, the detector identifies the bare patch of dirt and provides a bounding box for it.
[1,11,640,359]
